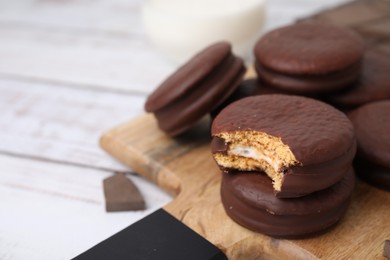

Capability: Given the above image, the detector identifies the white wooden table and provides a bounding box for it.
[0,0,349,259]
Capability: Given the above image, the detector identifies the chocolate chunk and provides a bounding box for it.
[211,137,229,155]
[103,172,145,212]
[384,240,390,259]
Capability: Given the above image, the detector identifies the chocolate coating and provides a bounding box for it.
[221,79,263,101]
[155,56,244,136]
[325,51,390,108]
[254,22,364,93]
[254,22,364,75]
[221,169,355,238]
[354,157,390,191]
[212,95,355,166]
[211,79,268,118]
[212,136,356,198]
[210,79,321,119]
[145,42,231,112]
[255,61,361,94]
[145,42,246,136]
[269,141,355,198]
[348,101,390,190]
[348,101,390,168]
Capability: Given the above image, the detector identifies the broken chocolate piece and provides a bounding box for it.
[103,172,145,212]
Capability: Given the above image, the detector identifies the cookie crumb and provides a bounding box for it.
[214,130,300,191]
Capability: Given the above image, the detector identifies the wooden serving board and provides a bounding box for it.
[99,1,390,258]
[100,114,390,259]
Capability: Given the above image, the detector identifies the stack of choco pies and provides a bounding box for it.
[211,95,356,238]
[210,22,389,237]
[145,21,389,238]
[230,23,390,190]
[211,22,361,238]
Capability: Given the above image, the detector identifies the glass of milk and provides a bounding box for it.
[142,0,266,65]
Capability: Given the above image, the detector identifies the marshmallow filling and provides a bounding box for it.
[213,131,301,191]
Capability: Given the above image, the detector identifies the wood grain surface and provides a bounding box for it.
[100,114,390,259]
